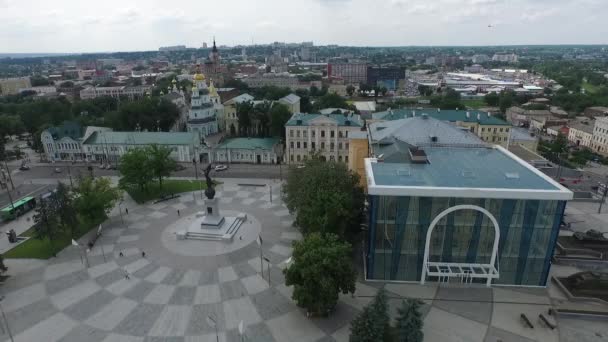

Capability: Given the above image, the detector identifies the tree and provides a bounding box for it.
[551,133,569,154]
[270,103,292,138]
[33,197,61,249]
[283,155,365,239]
[283,233,356,316]
[346,85,356,97]
[236,101,253,136]
[498,90,514,113]
[395,299,424,342]
[484,92,499,106]
[253,101,272,137]
[119,147,153,192]
[54,182,79,239]
[73,176,122,224]
[349,288,390,342]
[147,144,177,191]
[313,93,350,111]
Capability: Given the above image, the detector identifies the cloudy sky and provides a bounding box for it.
[1,0,607,53]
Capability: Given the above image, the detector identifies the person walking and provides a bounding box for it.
[177,209,181,216]
[124,269,130,280]
[141,250,146,258]
[125,208,129,215]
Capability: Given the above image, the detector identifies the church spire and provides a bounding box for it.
[212,36,218,52]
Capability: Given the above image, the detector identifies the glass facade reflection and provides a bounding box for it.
[366,195,566,286]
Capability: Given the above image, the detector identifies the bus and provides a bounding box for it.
[0,196,37,221]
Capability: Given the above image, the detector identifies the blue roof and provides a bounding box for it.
[370,147,560,191]
[373,108,510,126]
[285,113,362,127]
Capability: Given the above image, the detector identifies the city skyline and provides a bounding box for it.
[1,0,607,53]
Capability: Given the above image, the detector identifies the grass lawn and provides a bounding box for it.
[4,219,102,259]
[582,81,598,94]
[125,179,208,204]
[462,99,486,109]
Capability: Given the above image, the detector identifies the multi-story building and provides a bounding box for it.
[348,114,486,189]
[506,106,552,127]
[472,54,490,63]
[364,144,572,286]
[568,121,594,147]
[187,73,219,140]
[591,117,608,155]
[241,73,299,88]
[372,109,511,147]
[366,66,405,90]
[79,85,151,100]
[278,94,300,114]
[82,131,201,163]
[327,62,368,85]
[285,113,363,164]
[0,77,31,95]
[492,53,519,63]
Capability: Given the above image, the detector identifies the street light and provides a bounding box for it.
[0,296,14,342]
[206,315,219,342]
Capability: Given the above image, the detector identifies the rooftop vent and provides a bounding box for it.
[487,112,492,117]
[505,172,520,179]
[430,135,438,142]
[477,113,481,120]
[466,112,470,118]
[437,108,441,112]
[345,120,351,126]
[296,119,302,125]
[409,148,428,164]
[412,110,416,117]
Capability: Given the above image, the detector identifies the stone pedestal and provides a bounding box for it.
[200,198,224,228]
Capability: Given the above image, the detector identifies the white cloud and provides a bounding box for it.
[0,0,606,52]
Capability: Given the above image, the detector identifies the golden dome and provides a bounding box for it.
[193,73,205,81]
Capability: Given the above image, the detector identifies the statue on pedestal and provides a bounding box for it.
[204,164,216,199]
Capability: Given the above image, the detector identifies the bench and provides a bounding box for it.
[520,313,534,329]
[539,314,556,330]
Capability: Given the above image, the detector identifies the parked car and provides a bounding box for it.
[54,167,62,173]
[214,165,228,172]
[19,164,30,171]
[573,229,608,242]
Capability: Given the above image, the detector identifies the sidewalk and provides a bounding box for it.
[0,210,36,254]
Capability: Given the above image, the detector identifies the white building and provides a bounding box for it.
[82,131,201,163]
[80,85,151,100]
[186,73,219,140]
[285,113,363,164]
[492,53,519,63]
[592,117,608,155]
[41,123,110,162]
[568,121,594,148]
[207,138,280,164]
[278,94,301,113]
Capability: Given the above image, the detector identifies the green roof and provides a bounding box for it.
[47,121,83,140]
[83,131,199,146]
[216,138,278,150]
[285,113,362,127]
[373,108,510,126]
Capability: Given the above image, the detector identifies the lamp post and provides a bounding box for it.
[263,256,271,286]
[0,296,14,342]
[599,178,608,214]
[273,140,285,181]
[206,315,219,342]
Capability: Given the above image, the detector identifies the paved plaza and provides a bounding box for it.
[0,180,607,342]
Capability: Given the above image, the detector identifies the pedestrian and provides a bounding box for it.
[177,209,180,216]
[119,251,124,257]
[124,269,130,280]
[125,208,129,215]
[141,250,146,258]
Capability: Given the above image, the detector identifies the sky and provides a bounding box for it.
[1,0,607,53]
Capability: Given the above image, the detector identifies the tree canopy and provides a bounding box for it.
[283,155,365,239]
[147,145,177,191]
[395,299,424,342]
[73,176,122,224]
[119,147,154,192]
[283,232,357,316]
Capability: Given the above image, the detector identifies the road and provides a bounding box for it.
[6,162,284,184]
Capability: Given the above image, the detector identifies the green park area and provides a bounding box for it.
[125,179,208,204]
[4,219,102,259]
[462,98,486,109]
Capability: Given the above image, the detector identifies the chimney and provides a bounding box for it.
[477,113,481,120]
[488,112,492,117]
[412,111,416,117]
[466,112,470,118]
[437,108,440,112]
[430,135,438,142]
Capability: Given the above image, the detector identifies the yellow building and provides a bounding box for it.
[0,77,31,95]
[348,131,369,188]
[222,93,254,136]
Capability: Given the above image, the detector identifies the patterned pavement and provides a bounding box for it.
[0,180,601,342]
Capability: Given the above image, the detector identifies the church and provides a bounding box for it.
[186,71,222,140]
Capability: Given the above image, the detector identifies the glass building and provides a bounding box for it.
[364,146,572,287]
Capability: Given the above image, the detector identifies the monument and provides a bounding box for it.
[177,164,246,241]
